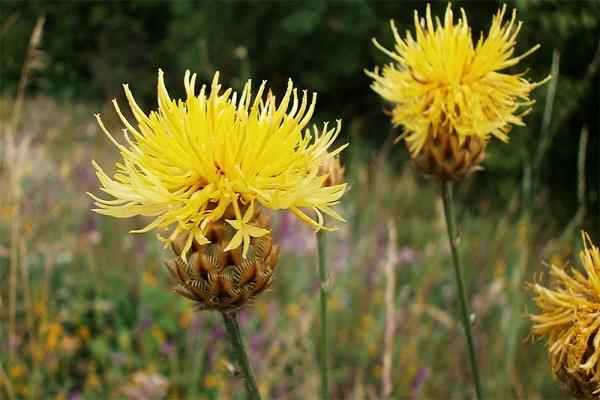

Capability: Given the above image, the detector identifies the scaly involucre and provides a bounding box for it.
[367,3,549,155]
[90,70,346,258]
[530,232,600,396]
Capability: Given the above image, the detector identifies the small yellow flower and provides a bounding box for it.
[529,232,600,398]
[78,325,91,341]
[224,201,269,256]
[367,3,549,156]
[9,365,24,380]
[204,374,222,389]
[90,70,347,258]
[45,321,63,351]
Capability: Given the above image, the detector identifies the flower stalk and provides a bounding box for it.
[441,182,483,399]
[221,312,262,400]
[317,230,329,399]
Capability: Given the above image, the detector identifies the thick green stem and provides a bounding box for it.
[221,312,261,400]
[317,230,329,399]
[441,182,484,399]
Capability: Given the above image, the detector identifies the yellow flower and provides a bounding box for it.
[367,3,549,156]
[529,232,600,398]
[204,374,222,389]
[90,70,347,258]
[224,201,269,257]
[78,326,91,341]
[9,365,24,380]
[45,321,63,351]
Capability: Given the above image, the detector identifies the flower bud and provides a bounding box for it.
[165,207,279,312]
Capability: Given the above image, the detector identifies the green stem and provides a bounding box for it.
[441,182,484,399]
[317,230,329,399]
[221,312,262,400]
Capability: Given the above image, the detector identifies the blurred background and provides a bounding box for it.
[0,1,598,398]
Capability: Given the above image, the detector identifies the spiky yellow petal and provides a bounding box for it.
[529,232,600,397]
[367,3,549,156]
[90,70,347,258]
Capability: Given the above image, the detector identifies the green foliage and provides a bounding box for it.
[1,0,597,228]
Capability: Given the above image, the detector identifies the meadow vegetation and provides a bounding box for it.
[1,1,598,399]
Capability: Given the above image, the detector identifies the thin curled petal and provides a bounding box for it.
[529,232,600,396]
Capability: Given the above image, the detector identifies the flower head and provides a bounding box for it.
[367,3,549,156]
[90,70,346,258]
[529,232,600,398]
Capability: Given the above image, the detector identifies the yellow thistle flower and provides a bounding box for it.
[529,232,600,398]
[90,70,347,258]
[367,3,549,157]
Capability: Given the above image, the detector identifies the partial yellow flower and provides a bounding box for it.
[529,232,600,398]
[90,70,347,258]
[224,201,269,257]
[367,3,549,156]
